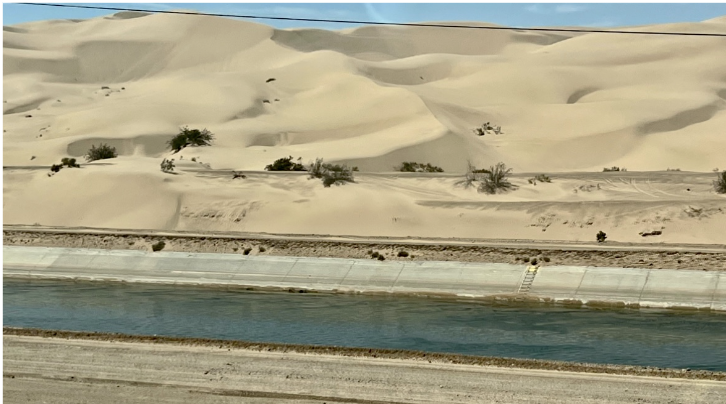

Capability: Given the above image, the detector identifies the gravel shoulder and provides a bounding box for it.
[4,331,726,404]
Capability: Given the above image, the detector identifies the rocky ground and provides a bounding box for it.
[4,228,726,271]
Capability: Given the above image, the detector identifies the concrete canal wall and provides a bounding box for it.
[4,246,724,311]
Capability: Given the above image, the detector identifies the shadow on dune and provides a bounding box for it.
[637,103,721,135]
[66,135,173,158]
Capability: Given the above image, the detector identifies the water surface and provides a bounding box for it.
[4,279,726,371]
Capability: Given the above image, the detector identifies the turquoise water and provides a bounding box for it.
[4,278,726,371]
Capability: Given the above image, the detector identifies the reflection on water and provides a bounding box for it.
[4,279,726,371]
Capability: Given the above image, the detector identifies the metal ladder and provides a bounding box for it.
[517,267,538,294]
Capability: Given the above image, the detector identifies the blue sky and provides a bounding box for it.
[4,3,726,29]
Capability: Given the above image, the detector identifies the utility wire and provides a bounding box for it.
[18,2,726,38]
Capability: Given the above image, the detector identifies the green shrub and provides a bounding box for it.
[543,257,551,262]
[50,164,63,173]
[265,156,306,171]
[603,167,626,172]
[377,254,386,261]
[151,241,165,252]
[397,162,444,173]
[713,170,726,194]
[457,161,517,194]
[596,231,607,243]
[61,157,80,168]
[243,247,252,255]
[160,158,175,173]
[478,162,517,194]
[397,251,409,257]
[259,246,266,253]
[371,251,379,258]
[308,158,326,179]
[85,143,118,162]
[307,158,355,187]
[168,126,214,153]
[530,258,538,265]
[322,164,355,187]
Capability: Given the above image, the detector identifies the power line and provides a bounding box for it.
[18,2,726,38]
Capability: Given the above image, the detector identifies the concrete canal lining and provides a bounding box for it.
[3,246,725,311]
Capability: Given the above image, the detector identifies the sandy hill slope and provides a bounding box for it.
[3,12,726,242]
[4,12,726,172]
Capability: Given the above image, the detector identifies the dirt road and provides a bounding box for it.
[4,335,725,404]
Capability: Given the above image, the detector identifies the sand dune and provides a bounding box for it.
[3,12,726,242]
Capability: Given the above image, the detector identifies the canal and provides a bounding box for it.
[4,278,726,371]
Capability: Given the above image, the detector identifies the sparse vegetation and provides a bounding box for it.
[456,161,518,194]
[478,162,518,194]
[61,157,80,168]
[666,168,681,172]
[265,156,306,171]
[528,174,551,185]
[308,158,326,179]
[85,143,118,162]
[307,158,355,187]
[455,161,480,190]
[714,170,726,194]
[597,231,607,243]
[168,126,214,153]
[160,158,175,173]
[48,157,81,176]
[473,122,503,136]
[397,162,444,173]
[151,241,166,252]
[232,171,246,179]
[321,164,355,187]
[603,166,627,172]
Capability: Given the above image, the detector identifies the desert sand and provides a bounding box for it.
[3,13,726,243]
[5,13,726,402]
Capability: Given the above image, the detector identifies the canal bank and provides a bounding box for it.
[4,245,725,311]
[5,332,725,404]
[5,226,726,271]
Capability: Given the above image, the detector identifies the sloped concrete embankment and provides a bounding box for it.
[3,246,725,311]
